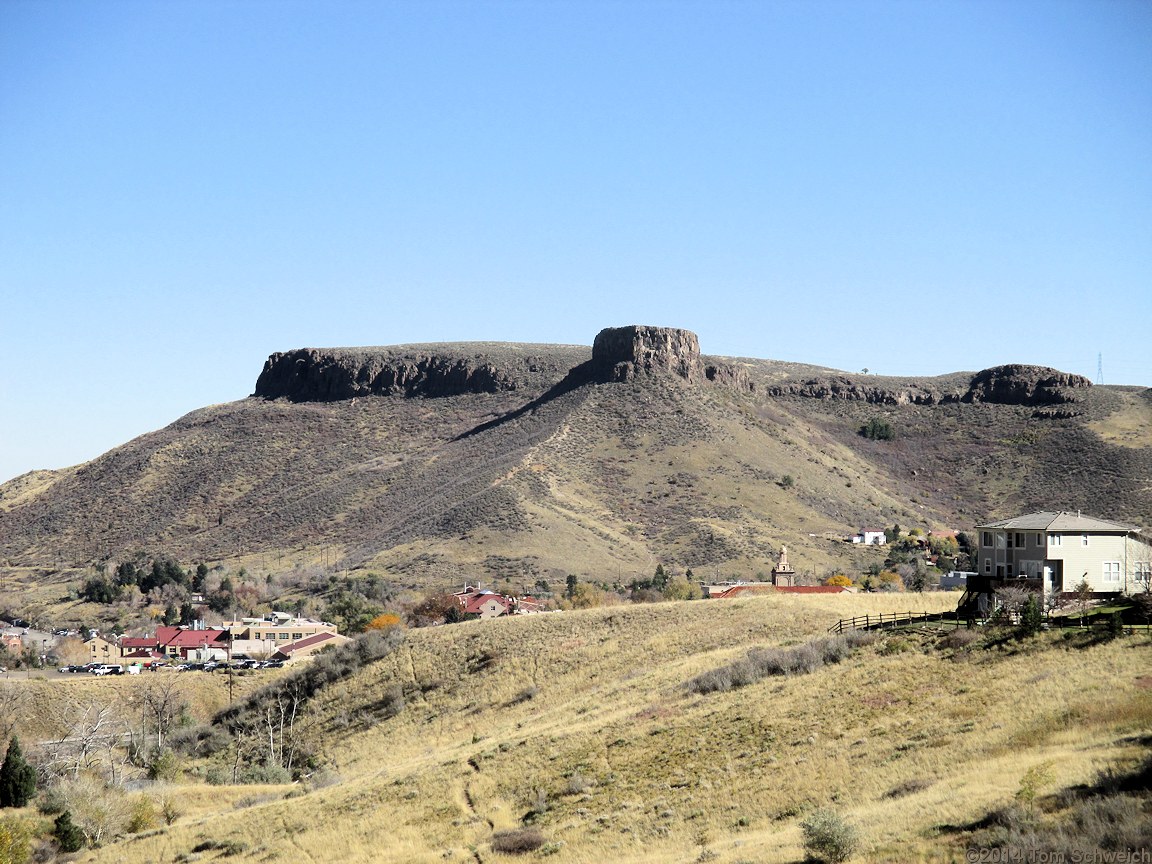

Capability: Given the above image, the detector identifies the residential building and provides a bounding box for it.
[973,511,1151,595]
[851,530,887,546]
[460,591,511,619]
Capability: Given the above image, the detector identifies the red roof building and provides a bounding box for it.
[154,626,230,659]
[461,592,511,618]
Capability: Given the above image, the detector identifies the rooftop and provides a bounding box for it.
[975,511,1139,532]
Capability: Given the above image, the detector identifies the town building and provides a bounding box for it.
[223,612,338,658]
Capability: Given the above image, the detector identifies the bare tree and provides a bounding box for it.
[40,703,131,784]
[133,677,187,751]
[994,586,1032,623]
[0,683,29,742]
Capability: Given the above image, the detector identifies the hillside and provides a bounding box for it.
[51,594,1151,864]
[1,325,1149,600]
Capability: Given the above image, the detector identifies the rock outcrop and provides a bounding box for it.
[764,376,958,405]
[590,325,751,390]
[254,345,585,402]
[765,364,1090,407]
[962,364,1092,405]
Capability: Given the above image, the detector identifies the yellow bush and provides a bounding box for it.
[366,613,404,632]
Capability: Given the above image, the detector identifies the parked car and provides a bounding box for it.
[90,664,123,676]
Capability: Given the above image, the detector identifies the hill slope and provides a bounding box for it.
[1,326,1149,593]
[74,594,1152,864]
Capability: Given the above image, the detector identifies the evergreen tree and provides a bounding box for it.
[53,810,85,852]
[192,562,209,592]
[653,564,669,591]
[0,736,36,808]
[1019,594,1043,637]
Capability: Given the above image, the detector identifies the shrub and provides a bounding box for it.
[686,634,875,695]
[35,786,66,816]
[365,612,404,632]
[168,724,230,759]
[0,815,31,862]
[147,749,182,782]
[1106,611,1125,640]
[801,808,859,863]
[491,828,546,854]
[53,810,85,853]
[1019,595,1043,637]
[860,418,894,441]
[940,629,980,651]
[884,778,933,799]
[125,795,158,834]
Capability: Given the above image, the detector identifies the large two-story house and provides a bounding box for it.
[966,511,1151,612]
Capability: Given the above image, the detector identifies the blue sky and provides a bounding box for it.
[2,0,1150,483]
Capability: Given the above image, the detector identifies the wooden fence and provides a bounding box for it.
[828,610,1147,634]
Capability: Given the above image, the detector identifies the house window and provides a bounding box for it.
[278,633,290,640]
[1015,533,1026,549]
[984,558,991,574]
[981,532,992,548]
[1035,534,1043,547]
[1135,562,1152,582]
[1049,534,1062,547]
[1103,562,1120,583]
[996,533,1006,549]
[292,633,303,640]
[1082,534,1090,547]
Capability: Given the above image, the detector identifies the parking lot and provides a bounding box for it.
[51,659,286,677]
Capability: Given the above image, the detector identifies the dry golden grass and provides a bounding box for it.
[68,597,1152,864]
[1088,390,1152,449]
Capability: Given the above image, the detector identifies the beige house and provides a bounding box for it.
[223,612,338,658]
[84,636,119,663]
[974,511,1152,596]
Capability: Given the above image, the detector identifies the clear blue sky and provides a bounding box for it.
[2,0,1150,484]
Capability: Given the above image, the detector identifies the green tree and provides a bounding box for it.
[53,810,85,852]
[885,523,901,544]
[664,577,701,601]
[1106,610,1125,640]
[324,590,382,634]
[192,562,209,593]
[1075,579,1093,625]
[1014,761,1054,815]
[1019,594,1043,637]
[859,417,894,440]
[565,574,578,600]
[652,565,669,591]
[0,737,36,809]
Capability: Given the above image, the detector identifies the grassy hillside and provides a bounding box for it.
[55,594,1151,864]
[1,343,1149,609]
